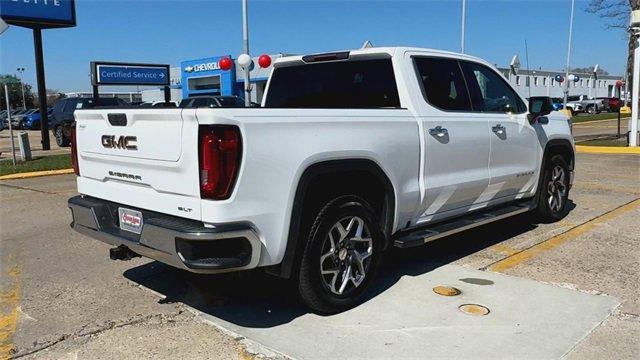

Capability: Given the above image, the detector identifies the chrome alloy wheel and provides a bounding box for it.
[547,165,567,213]
[319,216,373,296]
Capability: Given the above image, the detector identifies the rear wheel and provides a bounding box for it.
[54,126,70,147]
[298,196,383,314]
[533,155,570,222]
[587,105,596,114]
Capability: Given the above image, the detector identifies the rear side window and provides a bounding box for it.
[460,61,526,113]
[265,59,400,108]
[53,100,66,113]
[413,57,472,111]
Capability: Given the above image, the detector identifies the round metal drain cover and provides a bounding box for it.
[433,285,461,296]
[459,304,490,316]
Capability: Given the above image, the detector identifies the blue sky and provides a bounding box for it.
[0,0,630,92]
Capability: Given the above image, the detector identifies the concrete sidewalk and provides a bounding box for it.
[128,263,618,360]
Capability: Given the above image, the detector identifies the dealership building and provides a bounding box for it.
[496,68,624,99]
[140,52,625,104]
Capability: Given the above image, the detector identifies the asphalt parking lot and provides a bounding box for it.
[1,152,639,359]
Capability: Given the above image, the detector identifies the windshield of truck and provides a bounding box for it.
[216,96,245,108]
[78,98,126,108]
[265,58,401,108]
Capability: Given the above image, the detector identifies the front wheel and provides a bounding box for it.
[533,155,570,223]
[298,196,383,314]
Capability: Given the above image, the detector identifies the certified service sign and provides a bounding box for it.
[0,0,76,28]
[91,61,170,86]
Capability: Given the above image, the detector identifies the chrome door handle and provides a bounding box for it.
[492,124,505,134]
[429,126,448,137]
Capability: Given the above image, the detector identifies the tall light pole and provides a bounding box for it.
[629,18,639,147]
[460,0,466,53]
[242,0,251,107]
[563,0,575,107]
[16,67,26,109]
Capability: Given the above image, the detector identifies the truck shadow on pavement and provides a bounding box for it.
[124,202,575,329]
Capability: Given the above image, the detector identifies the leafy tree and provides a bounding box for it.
[586,0,640,101]
[571,66,610,75]
[0,74,36,110]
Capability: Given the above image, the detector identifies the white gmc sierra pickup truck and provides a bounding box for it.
[68,47,574,313]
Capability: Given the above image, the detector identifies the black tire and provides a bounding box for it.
[587,105,595,114]
[298,195,383,314]
[533,155,570,223]
[54,126,70,147]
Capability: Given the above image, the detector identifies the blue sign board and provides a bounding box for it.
[92,62,170,86]
[0,0,76,28]
[181,56,236,99]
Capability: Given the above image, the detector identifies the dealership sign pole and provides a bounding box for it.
[4,83,17,166]
[0,0,77,151]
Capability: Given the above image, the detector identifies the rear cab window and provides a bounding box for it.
[413,57,472,111]
[264,58,401,108]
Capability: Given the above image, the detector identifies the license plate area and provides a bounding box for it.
[118,207,143,234]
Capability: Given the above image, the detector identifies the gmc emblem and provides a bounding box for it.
[101,135,137,150]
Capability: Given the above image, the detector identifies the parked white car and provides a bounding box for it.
[566,95,603,115]
[68,47,575,313]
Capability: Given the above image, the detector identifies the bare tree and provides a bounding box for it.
[586,0,639,101]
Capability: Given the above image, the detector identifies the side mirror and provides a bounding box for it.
[528,96,553,124]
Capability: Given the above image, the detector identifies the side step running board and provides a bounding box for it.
[393,202,533,249]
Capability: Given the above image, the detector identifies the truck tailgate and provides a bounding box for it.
[75,108,202,220]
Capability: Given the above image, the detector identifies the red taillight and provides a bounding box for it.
[70,125,80,176]
[199,126,241,200]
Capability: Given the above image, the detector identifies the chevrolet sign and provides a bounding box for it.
[184,62,221,73]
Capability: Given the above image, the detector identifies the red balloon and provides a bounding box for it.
[616,80,623,88]
[219,57,233,71]
[258,54,272,68]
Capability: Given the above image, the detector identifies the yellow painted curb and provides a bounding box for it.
[573,117,629,125]
[559,109,573,117]
[576,145,640,155]
[0,168,74,180]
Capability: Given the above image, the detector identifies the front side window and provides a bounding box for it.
[461,61,526,113]
[265,58,400,108]
[413,57,471,111]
